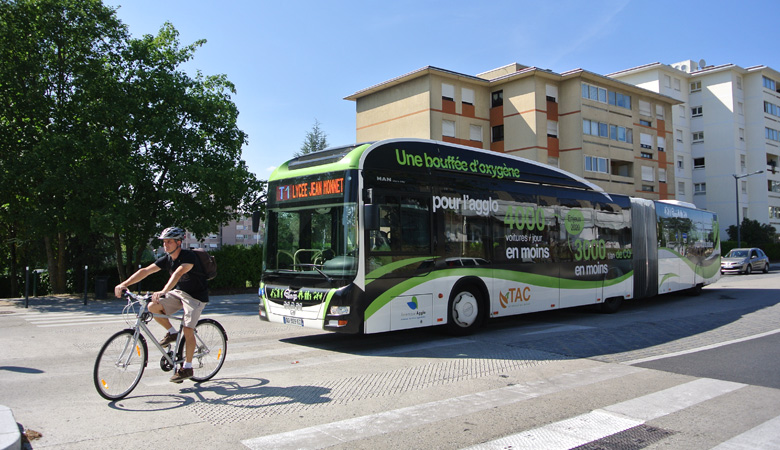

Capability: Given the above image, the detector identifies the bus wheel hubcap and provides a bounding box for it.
[453,292,478,327]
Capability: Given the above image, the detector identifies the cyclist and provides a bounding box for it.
[113,226,209,383]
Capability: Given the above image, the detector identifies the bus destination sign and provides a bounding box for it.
[276,177,345,202]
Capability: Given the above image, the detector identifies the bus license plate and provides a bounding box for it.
[284,316,304,326]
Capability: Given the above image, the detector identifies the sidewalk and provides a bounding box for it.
[0,405,19,450]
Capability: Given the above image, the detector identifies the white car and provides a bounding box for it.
[720,248,770,275]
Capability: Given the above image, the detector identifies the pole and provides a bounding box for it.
[83,265,88,305]
[734,174,741,248]
[24,266,29,308]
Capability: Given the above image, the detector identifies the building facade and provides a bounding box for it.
[346,63,681,200]
[180,216,263,251]
[610,60,780,238]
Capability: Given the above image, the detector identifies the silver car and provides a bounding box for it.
[720,248,770,275]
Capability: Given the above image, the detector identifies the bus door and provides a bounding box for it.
[558,192,602,308]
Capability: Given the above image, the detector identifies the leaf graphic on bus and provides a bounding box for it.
[407,296,418,310]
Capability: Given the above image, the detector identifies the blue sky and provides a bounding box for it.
[109,0,778,179]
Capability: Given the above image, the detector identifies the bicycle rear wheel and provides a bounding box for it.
[93,329,148,400]
[179,318,227,382]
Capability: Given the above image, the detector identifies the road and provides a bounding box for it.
[1,271,779,449]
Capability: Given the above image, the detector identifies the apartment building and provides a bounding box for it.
[345,63,681,199]
[181,216,263,251]
[610,60,780,237]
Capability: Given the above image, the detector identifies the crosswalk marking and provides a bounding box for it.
[240,364,645,450]
[466,378,745,450]
[712,414,780,449]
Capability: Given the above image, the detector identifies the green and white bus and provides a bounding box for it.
[254,139,720,335]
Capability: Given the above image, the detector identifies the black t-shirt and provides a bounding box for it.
[155,249,209,303]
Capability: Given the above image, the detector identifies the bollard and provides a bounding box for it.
[25,266,30,308]
[83,265,88,305]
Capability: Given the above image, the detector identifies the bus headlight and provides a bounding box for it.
[329,306,350,316]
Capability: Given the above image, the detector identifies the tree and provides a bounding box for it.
[0,0,129,292]
[295,119,328,157]
[0,0,265,291]
[726,218,777,247]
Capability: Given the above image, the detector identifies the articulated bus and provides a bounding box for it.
[254,139,720,335]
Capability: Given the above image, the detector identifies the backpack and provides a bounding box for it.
[192,248,217,280]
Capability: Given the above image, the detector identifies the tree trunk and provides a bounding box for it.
[56,232,66,293]
[113,231,126,281]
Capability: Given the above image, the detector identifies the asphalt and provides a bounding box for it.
[0,291,259,450]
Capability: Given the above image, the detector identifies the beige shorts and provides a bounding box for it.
[159,290,205,328]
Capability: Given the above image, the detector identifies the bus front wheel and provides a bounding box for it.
[446,287,483,335]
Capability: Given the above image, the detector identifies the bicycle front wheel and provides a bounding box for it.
[93,329,148,400]
[183,318,227,382]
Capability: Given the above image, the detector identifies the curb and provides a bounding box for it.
[0,405,20,450]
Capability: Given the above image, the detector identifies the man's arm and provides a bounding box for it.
[114,263,161,297]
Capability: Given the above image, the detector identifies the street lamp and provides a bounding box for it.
[733,170,764,247]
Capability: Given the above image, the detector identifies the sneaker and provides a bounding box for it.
[159,332,178,347]
[170,367,193,384]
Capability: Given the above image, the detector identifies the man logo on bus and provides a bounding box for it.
[565,209,585,236]
[499,286,531,308]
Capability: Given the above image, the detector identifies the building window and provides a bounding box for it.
[640,119,652,127]
[767,127,780,142]
[694,157,705,169]
[742,180,748,194]
[691,106,703,117]
[546,84,558,102]
[694,183,707,193]
[690,81,702,92]
[641,166,655,182]
[491,90,503,108]
[659,168,667,183]
[765,101,780,118]
[585,156,608,174]
[674,78,681,91]
[741,154,746,171]
[769,180,780,193]
[657,136,665,152]
[442,83,455,102]
[740,128,745,141]
[664,75,671,88]
[656,104,665,119]
[640,133,653,149]
[469,124,482,142]
[442,120,456,138]
[609,124,632,143]
[693,131,704,143]
[641,152,653,159]
[675,129,683,143]
[764,76,777,91]
[547,120,558,138]
[582,83,608,103]
[462,88,474,105]
[608,91,631,109]
[737,76,743,90]
[738,102,744,115]
[492,125,504,142]
[678,181,686,195]
[639,100,652,117]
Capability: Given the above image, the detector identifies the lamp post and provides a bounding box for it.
[733,170,764,248]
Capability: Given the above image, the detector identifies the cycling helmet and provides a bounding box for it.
[158,226,186,241]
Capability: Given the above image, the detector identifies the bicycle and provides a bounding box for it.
[93,290,228,401]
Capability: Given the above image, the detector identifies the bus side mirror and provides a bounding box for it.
[252,211,262,233]
[364,204,379,230]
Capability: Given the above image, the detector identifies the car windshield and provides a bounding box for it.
[727,250,748,258]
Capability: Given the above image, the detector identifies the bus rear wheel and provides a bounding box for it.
[446,287,483,335]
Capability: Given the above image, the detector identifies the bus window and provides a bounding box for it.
[444,210,488,260]
[369,195,431,253]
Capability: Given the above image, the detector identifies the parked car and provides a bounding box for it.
[720,248,770,274]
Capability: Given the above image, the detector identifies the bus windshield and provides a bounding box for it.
[264,203,358,281]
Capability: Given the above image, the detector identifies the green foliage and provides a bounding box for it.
[207,245,263,291]
[0,0,266,293]
[295,119,328,157]
[725,218,777,247]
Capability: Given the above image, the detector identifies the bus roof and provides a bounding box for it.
[271,138,605,193]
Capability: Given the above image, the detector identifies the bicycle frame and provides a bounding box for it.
[122,293,205,369]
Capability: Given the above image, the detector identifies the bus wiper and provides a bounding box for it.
[293,264,333,283]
